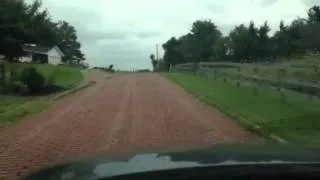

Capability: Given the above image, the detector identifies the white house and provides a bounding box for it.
[20,44,64,65]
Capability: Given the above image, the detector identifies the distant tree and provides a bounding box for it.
[150,54,158,71]
[289,18,308,56]
[175,33,197,63]
[257,21,271,60]
[299,5,320,53]
[212,37,227,61]
[55,21,85,63]
[273,20,291,59]
[190,19,222,62]
[150,54,155,61]
[247,21,259,61]
[228,24,250,61]
[160,5,320,65]
[162,37,182,71]
[308,5,320,24]
[300,23,320,53]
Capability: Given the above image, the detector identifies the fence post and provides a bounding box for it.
[253,67,259,96]
[192,62,199,76]
[236,66,241,88]
[313,64,319,87]
[277,68,287,102]
[0,60,5,93]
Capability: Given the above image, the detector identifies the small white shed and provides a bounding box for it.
[20,45,64,65]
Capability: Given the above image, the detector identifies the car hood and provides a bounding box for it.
[24,144,320,180]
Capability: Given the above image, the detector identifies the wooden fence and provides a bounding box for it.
[171,62,320,100]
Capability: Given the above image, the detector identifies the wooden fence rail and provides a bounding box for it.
[171,62,320,99]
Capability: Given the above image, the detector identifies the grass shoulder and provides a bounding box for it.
[0,63,84,126]
[165,73,320,144]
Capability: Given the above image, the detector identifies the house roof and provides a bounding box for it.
[22,45,52,54]
[21,45,65,57]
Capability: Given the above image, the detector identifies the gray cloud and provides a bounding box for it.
[136,31,161,39]
[301,0,320,7]
[203,1,225,13]
[260,0,279,6]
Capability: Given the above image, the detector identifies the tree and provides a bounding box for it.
[175,33,197,63]
[108,64,114,70]
[308,5,320,24]
[160,19,223,71]
[0,0,85,63]
[228,24,250,62]
[272,19,306,59]
[190,20,222,62]
[0,0,37,60]
[273,20,291,59]
[55,21,85,63]
[150,54,158,71]
[160,5,320,65]
[247,21,259,61]
[162,37,182,71]
[299,5,320,53]
[257,21,271,60]
[299,23,320,53]
[150,54,155,61]
[213,37,227,61]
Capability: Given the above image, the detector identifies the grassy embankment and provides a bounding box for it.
[166,73,320,144]
[0,63,83,126]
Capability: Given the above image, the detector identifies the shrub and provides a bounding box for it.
[20,67,45,93]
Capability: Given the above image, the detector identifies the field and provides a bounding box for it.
[0,63,84,125]
[166,73,320,144]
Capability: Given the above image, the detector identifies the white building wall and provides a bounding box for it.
[47,48,62,65]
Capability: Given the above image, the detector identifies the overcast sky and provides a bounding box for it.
[28,0,319,70]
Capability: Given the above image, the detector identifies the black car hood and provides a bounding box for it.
[24,144,320,180]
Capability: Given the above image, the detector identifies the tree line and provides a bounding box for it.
[0,0,85,63]
[150,5,320,71]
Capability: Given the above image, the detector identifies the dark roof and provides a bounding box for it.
[21,45,52,54]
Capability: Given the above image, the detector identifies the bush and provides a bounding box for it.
[20,67,45,93]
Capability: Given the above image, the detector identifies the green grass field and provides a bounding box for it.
[166,73,320,144]
[0,95,48,127]
[0,63,84,126]
[6,63,83,88]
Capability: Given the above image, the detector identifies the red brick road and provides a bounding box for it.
[0,73,258,179]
